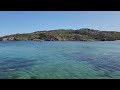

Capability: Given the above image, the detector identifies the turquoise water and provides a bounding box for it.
[0,41,120,79]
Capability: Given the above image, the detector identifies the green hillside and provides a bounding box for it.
[1,28,120,41]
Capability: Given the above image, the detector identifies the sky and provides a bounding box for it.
[0,11,120,36]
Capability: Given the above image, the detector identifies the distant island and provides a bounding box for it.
[0,28,120,41]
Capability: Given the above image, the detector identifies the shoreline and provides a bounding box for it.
[0,40,120,42]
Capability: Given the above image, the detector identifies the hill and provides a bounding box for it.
[0,28,120,41]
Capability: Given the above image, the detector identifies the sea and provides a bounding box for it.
[0,41,120,79]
